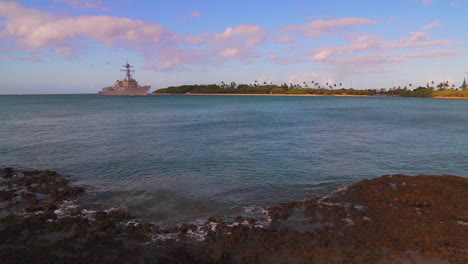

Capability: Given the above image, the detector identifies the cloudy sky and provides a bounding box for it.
[1,0,467,94]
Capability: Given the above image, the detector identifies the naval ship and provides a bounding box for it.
[99,62,150,96]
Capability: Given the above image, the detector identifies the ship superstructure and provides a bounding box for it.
[99,62,150,96]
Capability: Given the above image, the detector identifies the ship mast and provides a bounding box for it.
[121,62,135,81]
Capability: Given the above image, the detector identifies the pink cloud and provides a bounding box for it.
[219,48,241,58]
[182,11,202,22]
[421,21,441,31]
[53,0,109,10]
[281,17,376,37]
[422,0,432,5]
[313,32,455,61]
[406,50,468,58]
[191,11,202,18]
[326,49,467,76]
[0,55,43,62]
[183,35,204,45]
[388,17,398,24]
[275,34,297,43]
[146,47,211,71]
[215,25,268,48]
[336,54,403,66]
[0,2,173,54]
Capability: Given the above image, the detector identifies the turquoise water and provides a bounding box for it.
[0,94,467,223]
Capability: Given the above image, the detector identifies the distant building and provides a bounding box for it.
[462,78,467,90]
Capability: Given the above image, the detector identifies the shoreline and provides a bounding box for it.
[1,167,467,264]
[154,93,373,97]
[432,95,468,99]
[153,93,467,99]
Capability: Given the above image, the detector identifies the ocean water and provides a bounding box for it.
[0,94,467,223]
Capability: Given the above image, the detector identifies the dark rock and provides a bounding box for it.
[1,168,467,264]
[3,167,14,178]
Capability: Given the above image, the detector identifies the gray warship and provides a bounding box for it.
[99,62,150,96]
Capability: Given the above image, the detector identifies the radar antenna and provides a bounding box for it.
[121,62,135,81]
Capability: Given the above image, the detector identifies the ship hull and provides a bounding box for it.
[98,86,150,96]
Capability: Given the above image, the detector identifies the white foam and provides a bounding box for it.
[151,233,178,242]
[208,222,218,232]
[186,229,206,241]
[343,218,355,226]
[80,209,97,220]
[54,200,79,219]
[243,206,272,227]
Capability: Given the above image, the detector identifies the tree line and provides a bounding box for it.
[153,79,468,98]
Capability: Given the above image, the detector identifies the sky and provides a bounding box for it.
[1,0,467,94]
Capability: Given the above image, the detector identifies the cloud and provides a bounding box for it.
[388,17,398,24]
[281,17,376,37]
[315,49,466,76]
[421,21,441,31]
[0,0,266,71]
[183,35,204,45]
[219,48,241,58]
[191,12,202,18]
[337,54,402,65]
[215,25,268,48]
[53,0,109,10]
[0,2,173,55]
[406,50,468,58]
[422,0,432,4]
[0,55,43,62]
[145,47,211,71]
[312,32,455,61]
[274,34,297,43]
[182,11,202,22]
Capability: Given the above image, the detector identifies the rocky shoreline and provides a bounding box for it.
[1,168,467,263]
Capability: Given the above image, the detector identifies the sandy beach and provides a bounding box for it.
[153,93,468,99]
[154,93,373,97]
[432,96,468,99]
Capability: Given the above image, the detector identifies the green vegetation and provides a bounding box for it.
[432,89,468,98]
[153,80,468,98]
[154,83,378,96]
